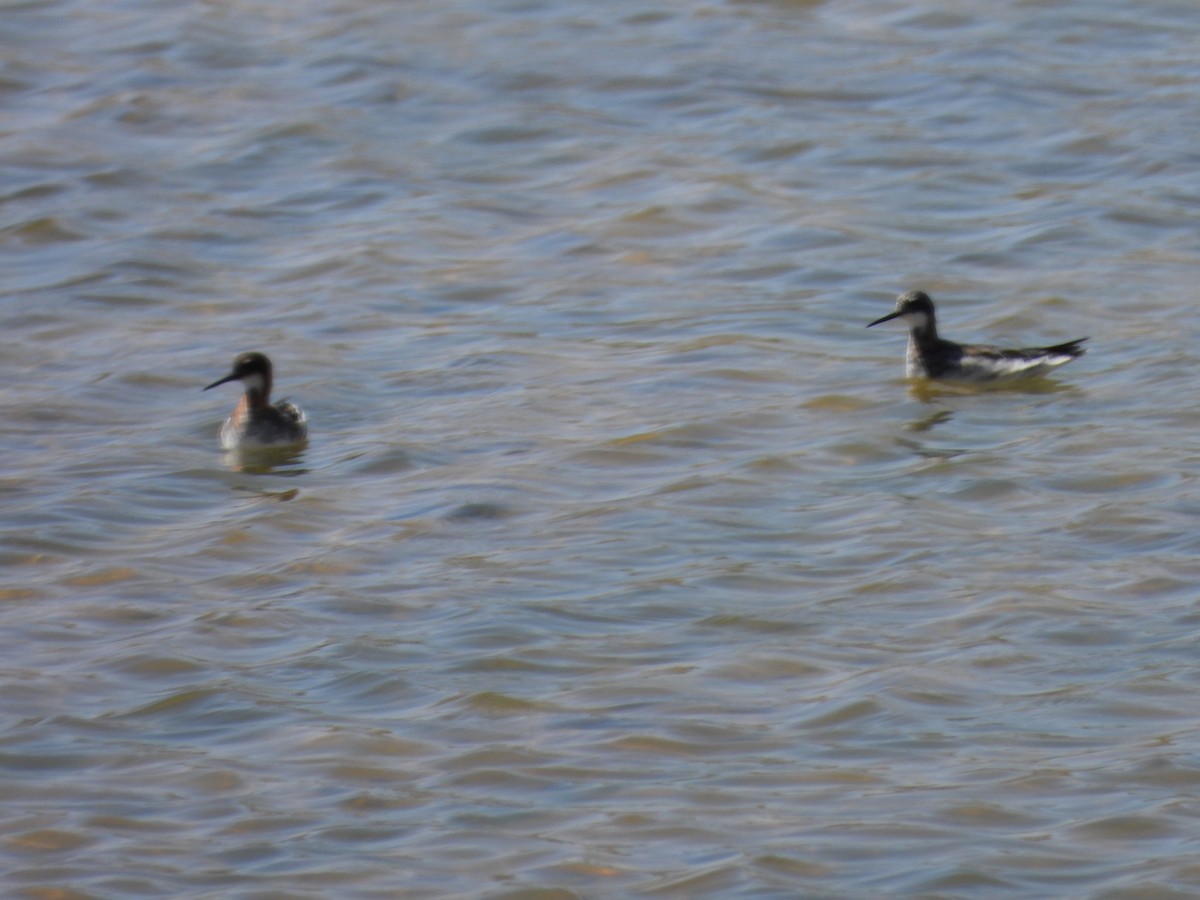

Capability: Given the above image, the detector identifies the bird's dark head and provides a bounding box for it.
[204,352,274,393]
[867,291,936,331]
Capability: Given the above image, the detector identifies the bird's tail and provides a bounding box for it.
[1041,337,1087,358]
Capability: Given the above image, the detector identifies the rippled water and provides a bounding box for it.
[4,0,1200,896]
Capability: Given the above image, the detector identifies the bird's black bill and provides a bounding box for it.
[866,310,902,328]
[203,373,237,391]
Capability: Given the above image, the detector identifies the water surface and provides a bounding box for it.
[3,0,1200,896]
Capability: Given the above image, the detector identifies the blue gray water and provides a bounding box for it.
[3,0,1200,896]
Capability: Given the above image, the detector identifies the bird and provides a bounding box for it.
[204,352,308,450]
[867,290,1087,382]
